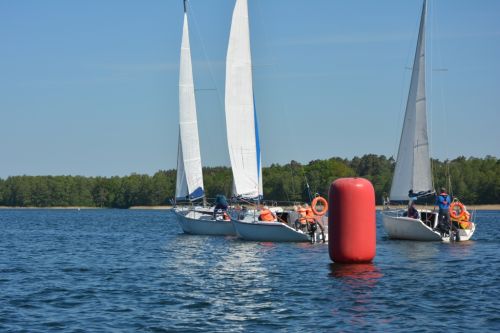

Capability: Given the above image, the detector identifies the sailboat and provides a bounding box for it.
[381,0,475,242]
[173,1,236,236]
[225,0,327,243]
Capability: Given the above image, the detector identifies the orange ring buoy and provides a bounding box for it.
[449,201,466,219]
[311,196,328,216]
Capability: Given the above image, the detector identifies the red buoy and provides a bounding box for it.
[328,178,376,263]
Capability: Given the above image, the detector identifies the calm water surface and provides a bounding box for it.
[1,209,499,332]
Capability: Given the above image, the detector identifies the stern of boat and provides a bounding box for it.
[382,209,442,241]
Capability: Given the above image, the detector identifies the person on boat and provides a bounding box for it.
[294,204,307,229]
[237,205,248,220]
[259,206,276,222]
[304,203,318,234]
[434,187,458,236]
[435,188,451,224]
[304,204,316,223]
[214,195,228,210]
[407,201,419,219]
[213,195,229,220]
[382,192,390,207]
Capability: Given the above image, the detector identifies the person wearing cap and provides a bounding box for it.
[435,187,451,227]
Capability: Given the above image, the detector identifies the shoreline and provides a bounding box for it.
[1,205,499,210]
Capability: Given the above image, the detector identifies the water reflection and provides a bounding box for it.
[386,240,440,261]
[327,263,383,328]
[328,263,383,285]
[162,234,277,324]
[444,240,475,259]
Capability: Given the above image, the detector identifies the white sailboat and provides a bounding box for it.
[225,0,326,243]
[382,0,475,242]
[173,1,235,236]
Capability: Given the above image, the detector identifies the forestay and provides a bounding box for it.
[225,0,263,199]
[390,0,433,201]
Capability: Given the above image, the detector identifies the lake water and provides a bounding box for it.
[1,209,499,332]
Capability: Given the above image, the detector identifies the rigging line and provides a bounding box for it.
[433,3,450,161]
[428,0,435,191]
[430,1,451,191]
[394,4,421,160]
[186,0,225,113]
[300,166,312,203]
[282,180,290,203]
[289,163,297,201]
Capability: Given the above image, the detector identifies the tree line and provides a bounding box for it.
[0,155,498,208]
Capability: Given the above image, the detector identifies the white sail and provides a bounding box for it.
[390,0,432,201]
[225,0,262,199]
[175,9,204,201]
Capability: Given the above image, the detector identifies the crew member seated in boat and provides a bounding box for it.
[238,205,248,220]
[304,203,318,233]
[407,201,419,219]
[214,195,229,220]
[259,206,276,222]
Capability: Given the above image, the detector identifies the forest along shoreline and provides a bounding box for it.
[0,156,498,208]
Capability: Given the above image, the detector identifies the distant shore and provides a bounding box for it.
[376,204,500,211]
[0,206,105,210]
[1,205,499,210]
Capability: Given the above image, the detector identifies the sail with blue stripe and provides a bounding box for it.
[225,0,262,199]
[175,3,205,201]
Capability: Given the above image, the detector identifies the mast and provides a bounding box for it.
[390,0,433,201]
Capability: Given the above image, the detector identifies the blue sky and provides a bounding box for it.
[0,0,498,178]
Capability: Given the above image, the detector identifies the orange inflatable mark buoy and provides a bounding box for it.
[329,178,375,263]
[449,201,466,219]
[311,196,328,216]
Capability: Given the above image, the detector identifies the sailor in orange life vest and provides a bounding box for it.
[259,206,277,222]
[304,204,316,222]
[294,204,316,230]
[294,204,307,229]
[304,203,318,235]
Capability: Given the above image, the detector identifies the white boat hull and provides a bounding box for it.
[232,216,327,243]
[174,208,236,236]
[382,209,475,242]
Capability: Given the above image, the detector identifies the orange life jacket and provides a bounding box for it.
[305,208,316,223]
[297,207,307,224]
[260,209,275,222]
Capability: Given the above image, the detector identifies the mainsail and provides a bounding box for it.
[390,0,433,201]
[175,2,204,201]
[225,0,262,199]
